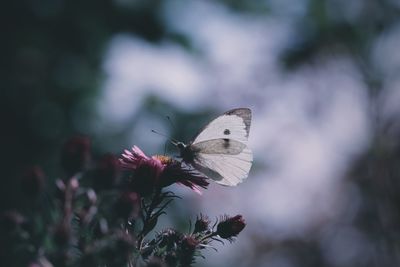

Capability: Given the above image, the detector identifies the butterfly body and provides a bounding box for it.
[177,142,197,163]
[176,108,253,186]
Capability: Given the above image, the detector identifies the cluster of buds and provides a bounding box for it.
[0,136,246,267]
[140,214,246,266]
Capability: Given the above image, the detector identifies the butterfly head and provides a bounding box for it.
[176,142,186,150]
[175,142,196,163]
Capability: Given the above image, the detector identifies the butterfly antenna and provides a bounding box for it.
[166,115,176,131]
[151,129,179,146]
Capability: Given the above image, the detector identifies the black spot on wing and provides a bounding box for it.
[224,129,231,135]
[224,108,252,137]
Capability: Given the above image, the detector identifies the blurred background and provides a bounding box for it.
[2,0,400,266]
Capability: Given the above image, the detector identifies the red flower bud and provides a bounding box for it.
[216,215,246,240]
[193,214,210,233]
[181,235,198,252]
[179,236,199,266]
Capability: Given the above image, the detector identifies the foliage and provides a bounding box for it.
[0,136,246,267]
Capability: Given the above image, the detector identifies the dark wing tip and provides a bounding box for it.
[224,108,252,136]
[225,108,252,116]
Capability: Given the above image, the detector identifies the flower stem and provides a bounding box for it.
[199,231,218,243]
[137,188,162,249]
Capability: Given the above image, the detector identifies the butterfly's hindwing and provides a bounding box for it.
[190,139,246,155]
[193,147,253,186]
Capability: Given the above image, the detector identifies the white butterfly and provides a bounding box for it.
[175,108,253,186]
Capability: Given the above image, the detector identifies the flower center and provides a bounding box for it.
[153,155,173,164]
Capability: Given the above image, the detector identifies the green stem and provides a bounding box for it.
[137,188,162,250]
[199,232,218,243]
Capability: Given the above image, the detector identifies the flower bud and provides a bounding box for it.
[69,177,80,193]
[216,215,246,240]
[86,189,97,205]
[158,229,182,250]
[181,235,198,252]
[193,214,210,233]
[179,236,198,266]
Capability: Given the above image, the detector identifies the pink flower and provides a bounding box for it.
[119,146,208,195]
[160,161,209,194]
[119,146,164,172]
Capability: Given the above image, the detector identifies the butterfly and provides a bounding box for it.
[175,108,253,186]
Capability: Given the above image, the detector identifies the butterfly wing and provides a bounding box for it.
[192,146,253,186]
[188,108,253,186]
[192,108,251,144]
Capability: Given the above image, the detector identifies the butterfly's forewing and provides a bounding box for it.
[192,108,251,144]
[188,108,253,186]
